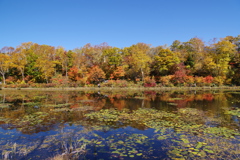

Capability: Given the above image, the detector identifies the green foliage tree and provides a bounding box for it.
[25,44,54,82]
[182,38,206,74]
[100,47,123,79]
[152,48,180,76]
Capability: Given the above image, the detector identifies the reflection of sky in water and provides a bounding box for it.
[0,124,171,159]
[0,124,85,159]
[232,115,240,126]
[0,91,239,159]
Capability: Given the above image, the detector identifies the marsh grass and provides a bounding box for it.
[57,140,86,160]
[2,143,20,160]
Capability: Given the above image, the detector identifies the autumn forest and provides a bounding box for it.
[1,35,240,88]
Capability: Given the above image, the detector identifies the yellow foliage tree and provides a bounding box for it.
[0,54,12,84]
[123,43,152,82]
[12,45,28,82]
[35,56,56,83]
[212,40,236,76]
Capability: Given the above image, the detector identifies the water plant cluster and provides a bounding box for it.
[83,108,240,159]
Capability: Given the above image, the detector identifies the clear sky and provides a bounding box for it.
[0,0,239,50]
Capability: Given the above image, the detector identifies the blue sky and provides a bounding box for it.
[0,0,239,50]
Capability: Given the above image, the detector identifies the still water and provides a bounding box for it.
[0,90,239,159]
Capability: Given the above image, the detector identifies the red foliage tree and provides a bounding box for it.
[203,75,214,83]
[171,63,189,85]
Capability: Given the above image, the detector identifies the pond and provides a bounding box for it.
[0,89,239,159]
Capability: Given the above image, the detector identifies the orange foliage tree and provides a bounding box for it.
[87,66,106,84]
[112,66,125,80]
[68,66,81,82]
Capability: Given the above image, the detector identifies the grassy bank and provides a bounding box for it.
[1,86,240,91]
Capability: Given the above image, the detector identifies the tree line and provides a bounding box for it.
[0,35,240,87]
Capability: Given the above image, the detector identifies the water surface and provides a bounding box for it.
[0,90,239,159]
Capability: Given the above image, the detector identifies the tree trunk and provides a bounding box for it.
[65,67,68,78]
[0,72,6,85]
[45,74,49,84]
[141,67,145,83]
[2,74,5,85]
[20,68,25,82]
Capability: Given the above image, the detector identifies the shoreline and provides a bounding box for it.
[1,86,240,91]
